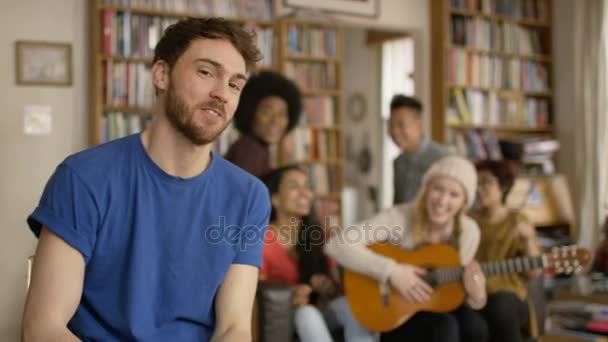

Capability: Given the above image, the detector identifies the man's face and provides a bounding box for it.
[388,107,422,152]
[161,38,248,146]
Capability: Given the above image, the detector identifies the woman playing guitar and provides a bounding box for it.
[325,156,489,342]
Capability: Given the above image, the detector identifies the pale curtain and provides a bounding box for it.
[573,0,607,248]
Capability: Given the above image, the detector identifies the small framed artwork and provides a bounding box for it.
[15,41,72,86]
[284,0,379,18]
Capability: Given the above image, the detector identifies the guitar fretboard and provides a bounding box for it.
[427,255,545,286]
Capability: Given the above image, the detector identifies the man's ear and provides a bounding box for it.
[152,60,170,93]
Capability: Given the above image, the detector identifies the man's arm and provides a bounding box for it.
[211,264,259,342]
[22,227,84,342]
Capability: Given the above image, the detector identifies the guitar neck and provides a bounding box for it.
[480,255,545,278]
[431,255,545,286]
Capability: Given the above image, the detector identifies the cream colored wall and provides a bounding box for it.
[0,0,88,339]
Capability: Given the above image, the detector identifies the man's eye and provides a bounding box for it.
[229,82,241,91]
[199,69,212,76]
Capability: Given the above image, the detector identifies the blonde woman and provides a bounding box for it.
[325,156,489,342]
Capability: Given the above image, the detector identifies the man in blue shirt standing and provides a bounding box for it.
[22,18,270,341]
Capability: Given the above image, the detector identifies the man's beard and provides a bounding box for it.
[164,84,230,146]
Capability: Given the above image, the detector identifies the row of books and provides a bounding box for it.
[101,111,153,143]
[100,115,244,159]
[500,137,559,159]
[102,0,275,20]
[285,62,337,90]
[101,10,274,66]
[102,9,176,58]
[304,163,341,196]
[300,96,336,127]
[281,127,340,163]
[247,23,274,67]
[105,61,155,108]
[448,49,549,91]
[448,88,550,128]
[286,24,337,57]
[451,16,544,55]
[449,129,559,173]
[449,128,503,161]
[450,0,549,21]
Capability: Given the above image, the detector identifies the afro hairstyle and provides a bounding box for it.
[233,71,302,135]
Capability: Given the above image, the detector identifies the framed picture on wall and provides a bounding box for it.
[15,41,72,86]
[283,0,379,18]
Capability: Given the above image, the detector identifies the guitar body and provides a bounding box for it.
[343,243,465,332]
[343,242,589,332]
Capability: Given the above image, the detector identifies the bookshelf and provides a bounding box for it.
[431,0,554,159]
[277,18,344,226]
[89,1,346,226]
[89,0,277,146]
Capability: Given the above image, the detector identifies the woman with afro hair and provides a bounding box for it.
[225,71,302,178]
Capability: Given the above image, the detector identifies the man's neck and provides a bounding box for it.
[403,136,424,153]
[141,114,213,179]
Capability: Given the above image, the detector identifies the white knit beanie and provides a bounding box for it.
[421,156,478,209]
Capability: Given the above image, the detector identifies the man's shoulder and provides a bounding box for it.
[213,154,269,197]
[62,134,137,179]
[426,141,451,157]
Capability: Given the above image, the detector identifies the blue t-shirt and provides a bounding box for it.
[27,133,270,341]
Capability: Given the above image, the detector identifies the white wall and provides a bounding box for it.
[342,27,381,223]
[0,0,88,339]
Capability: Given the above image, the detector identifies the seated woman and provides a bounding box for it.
[225,71,302,179]
[325,156,489,342]
[471,160,542,342]
[261,166,374,342]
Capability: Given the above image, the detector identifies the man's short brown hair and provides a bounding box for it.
[153,17,262,73]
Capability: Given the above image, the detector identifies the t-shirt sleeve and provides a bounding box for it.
[27,163,99,263]
[233,182,271,267]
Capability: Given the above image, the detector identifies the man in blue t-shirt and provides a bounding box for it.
[22,18,270,341]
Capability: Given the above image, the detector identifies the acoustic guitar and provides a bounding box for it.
[344,243,590,332]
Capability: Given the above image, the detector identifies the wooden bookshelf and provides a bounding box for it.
[431,0,554,154]
[89,0,278,146]
[89,1,346,226]
[277,18,344,226]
